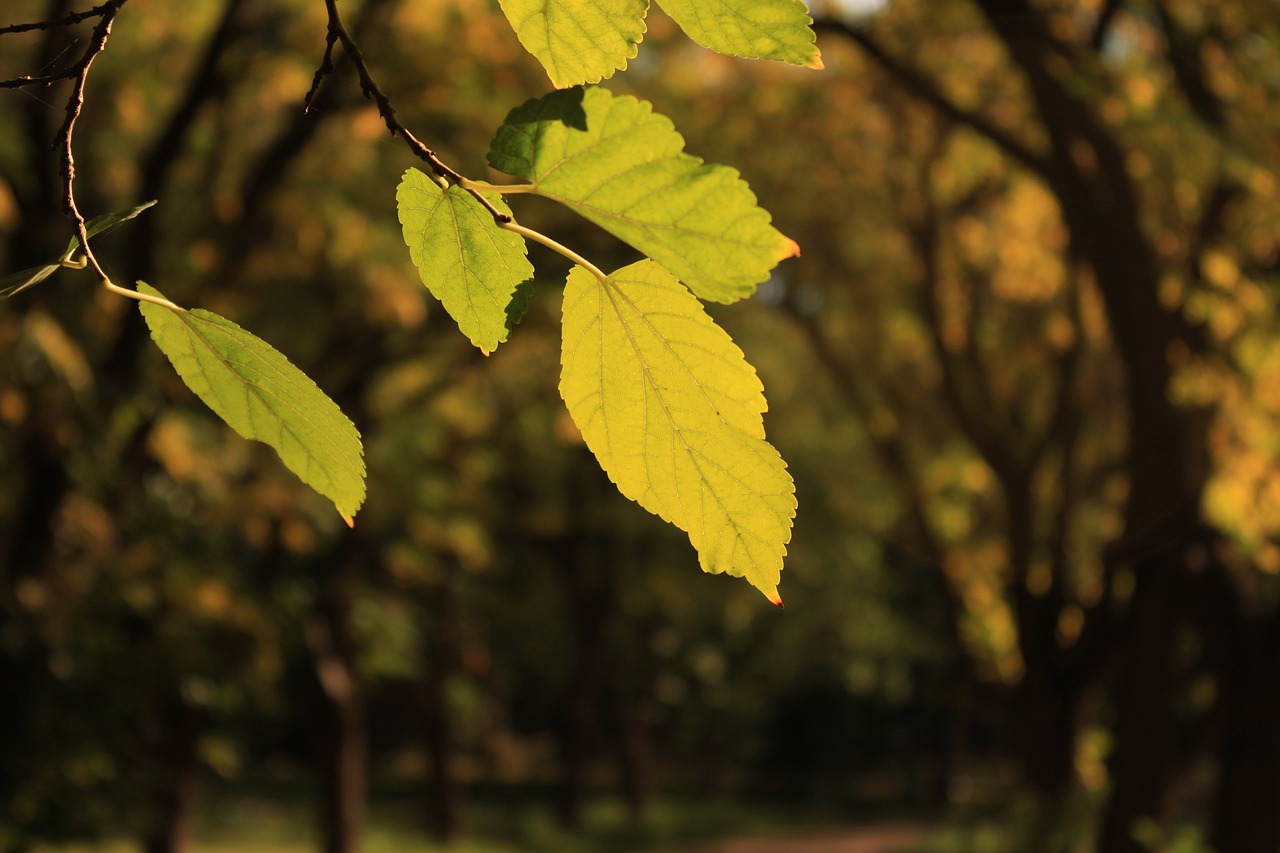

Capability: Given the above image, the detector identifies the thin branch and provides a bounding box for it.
[57,0,128,284]
[0,2,128,88]
[303,15,340,113]
[813,17,1050,180]
[313,0,512,224]
[0,2,114,36]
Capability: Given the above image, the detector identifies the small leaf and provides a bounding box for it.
[397,169,534,353]
[489,87,798,304]
[657,0,822,69]
[137,283,365,522]
[497,0,648,88]
[559,259,795,602]
[2,200,157,298]
[0,263,61,298]
[77,200,159,245]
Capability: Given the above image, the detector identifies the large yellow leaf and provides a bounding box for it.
[559,260,795,602]
[496,0,648,88]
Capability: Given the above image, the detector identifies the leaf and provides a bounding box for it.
[497,0,648,88]
[559,259,795,602]
[397,169,533,353]
[137,283,365,523]
[78,199,159,244]
[2,200,157,298]
[657,0,823,69]
[0,263,61,298]
[489,86,799,304]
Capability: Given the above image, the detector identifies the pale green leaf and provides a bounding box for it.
[657,0,822,69]
[489,86,799,304]
[78,200,159,244]
[559,259,795,602]
[397,169,533,353]
[2,201,157,298]
[137,283,365,523]
[497,0,648,88]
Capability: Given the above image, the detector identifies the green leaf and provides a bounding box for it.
[2,200,157,298]
[397,169,533,353]
[0,263,61,298]
[489,86,798,304]
[137,283,365,523]
[77,199,159,244]
[657,0,822,69]
[497,0,648,88]
[559,259,795,602]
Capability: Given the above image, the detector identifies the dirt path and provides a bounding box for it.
[684,823,928,853]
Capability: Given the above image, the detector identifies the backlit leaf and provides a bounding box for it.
[489,87,798,304]
[658,0,822,69]
[559,259,795,602]
[137,283,365,523]
[397,169,534,353]
[497,0,648,88]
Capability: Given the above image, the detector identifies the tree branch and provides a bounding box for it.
[814,17,1050,180]
[311,0,511,224]
[56,0,128,284]
[0,2,115,36]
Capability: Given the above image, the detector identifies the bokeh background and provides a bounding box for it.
[3,1,1280,851]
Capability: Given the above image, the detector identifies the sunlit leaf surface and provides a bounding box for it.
[489,87,798,304]
[397,169,533,353]
[138,283,365,523]
[559,260,795,602]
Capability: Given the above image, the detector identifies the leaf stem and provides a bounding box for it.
[459,177,537,195]
[502,222,608,282]
[103,279,186,312]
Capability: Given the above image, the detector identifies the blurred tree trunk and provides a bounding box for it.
[828,3,1218,845]
[420,566,464,843]
[308,548,367,853]
[1096,557,1181,853]
[141,701,204,853]
[555,530,616,830]
[970,7,1206,849]
[614,705,651,825]
[1205,564,1280,853]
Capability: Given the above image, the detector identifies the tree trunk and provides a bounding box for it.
[555,532,613,830]
[1096,559,1180,853]
[1209,600,1280,852]
[421,571,463,843]
[614,708,651,826]
[309,571,366,853]
[140,701,203,853]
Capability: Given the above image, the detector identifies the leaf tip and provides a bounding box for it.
[765,587,784,608]
[806,50,824,71]
[780,237,802,260]
[341,513,355,528]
